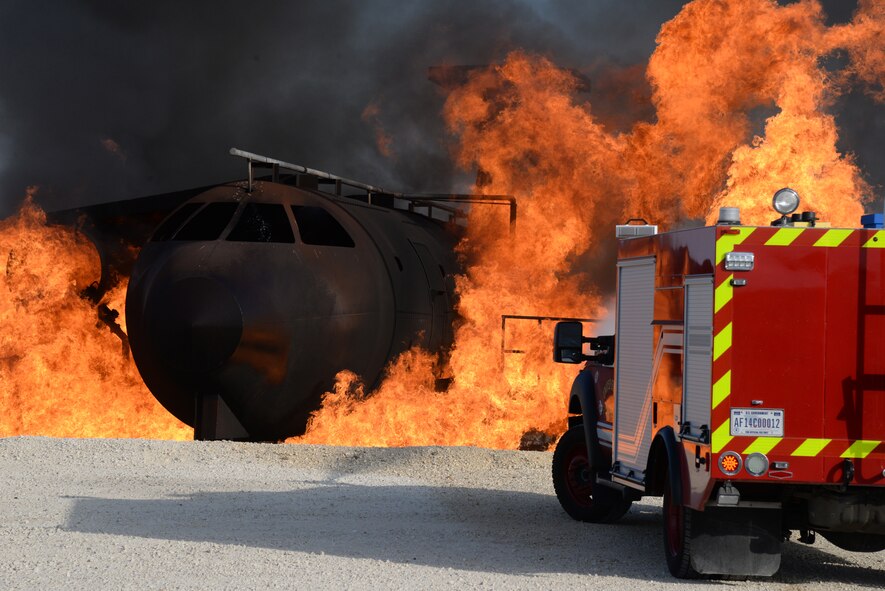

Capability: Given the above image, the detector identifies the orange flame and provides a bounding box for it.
[3,0,883,448]
[297,0,882,448]
[362,102,396,159]
[0,193,190,440]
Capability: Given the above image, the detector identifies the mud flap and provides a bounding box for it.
[690,506,782,577]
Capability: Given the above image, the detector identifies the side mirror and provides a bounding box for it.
[553,321,586,364]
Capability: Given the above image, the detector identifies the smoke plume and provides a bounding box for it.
[0,0,712,213]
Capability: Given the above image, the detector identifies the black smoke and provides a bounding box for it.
[0,0,881,216]
[0,0,685,215]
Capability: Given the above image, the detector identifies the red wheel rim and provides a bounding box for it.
[564,445,595,507]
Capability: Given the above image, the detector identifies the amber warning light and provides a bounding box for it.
[719,452,742,476]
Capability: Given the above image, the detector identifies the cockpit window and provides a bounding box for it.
[151,202,202,242]
[290,205,355,247]
[227,203,295,244]
[173,202,238,241]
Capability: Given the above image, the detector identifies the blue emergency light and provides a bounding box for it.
[861,213,884,229]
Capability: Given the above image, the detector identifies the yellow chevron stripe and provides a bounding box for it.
[716,228,756,265]
[862,230,885,249]
[840,440,881,459]
[743,437,781,455]
[711,370,731,410]
[813,229,853,248]
[711,419,733,454]
[714,275,733,313]
[792,438,831,457]
[713,322,732,361]
[765,227,804,246]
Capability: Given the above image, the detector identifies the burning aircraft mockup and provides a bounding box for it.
[122,149,513,441]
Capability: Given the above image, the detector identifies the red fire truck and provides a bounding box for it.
[552,189,885,578]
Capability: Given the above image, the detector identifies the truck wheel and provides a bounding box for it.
[551,425,631,523]
[662,474,701,579]
[820,531,885,553]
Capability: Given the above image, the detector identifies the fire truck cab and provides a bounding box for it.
[552,191,885,578]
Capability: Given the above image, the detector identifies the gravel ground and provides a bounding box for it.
[0,436,882,590]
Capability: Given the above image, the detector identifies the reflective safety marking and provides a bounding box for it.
[840,440,881,459]
[713,322,732,361]
[862,230,885,249]
[711,370,731,410]
[791,438,831,457]
[716,228,756,265]
[743,437,781,455]
[711,419,733,454]
[714,275,733,313]
[765,227,804,246]
[813,229,853,248]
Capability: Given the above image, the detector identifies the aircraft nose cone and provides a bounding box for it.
[148,277,243,372]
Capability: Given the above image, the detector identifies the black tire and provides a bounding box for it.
[820,531,885,553]
[551,425,631,523]
[662,473,701,579]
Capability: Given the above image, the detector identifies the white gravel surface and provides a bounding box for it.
[1,436,882,590]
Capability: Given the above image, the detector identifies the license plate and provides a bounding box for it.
[730,408,784,437]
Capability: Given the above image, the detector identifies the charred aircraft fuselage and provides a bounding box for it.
[126,180,459,441]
